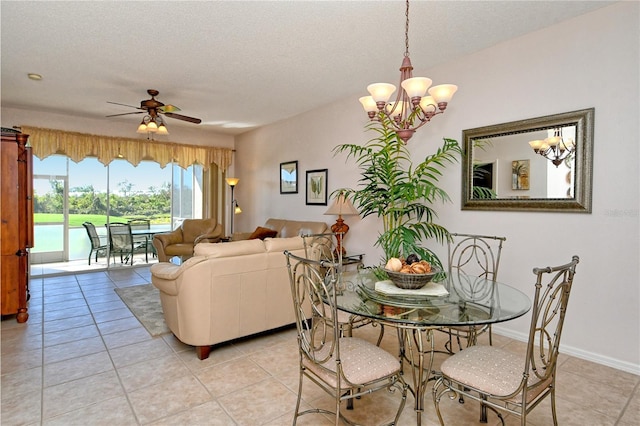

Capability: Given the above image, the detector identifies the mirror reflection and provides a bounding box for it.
[462,108,594,212]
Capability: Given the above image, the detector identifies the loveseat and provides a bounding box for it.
[151,236,308,359]
[152,218,223,262]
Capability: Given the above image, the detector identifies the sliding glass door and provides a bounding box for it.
[31,154,203,269]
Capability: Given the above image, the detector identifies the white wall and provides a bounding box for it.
[235,2,639,374]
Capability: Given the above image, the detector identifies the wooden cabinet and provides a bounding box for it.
[1,129,32,322]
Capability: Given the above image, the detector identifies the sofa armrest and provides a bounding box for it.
[150,257,208,295]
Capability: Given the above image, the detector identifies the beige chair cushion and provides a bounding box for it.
[303,337,400,389]
[440,345,548,402]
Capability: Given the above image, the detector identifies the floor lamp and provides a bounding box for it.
[225,178,241,235]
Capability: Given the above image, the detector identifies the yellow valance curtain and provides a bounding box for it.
[21,126,233,171]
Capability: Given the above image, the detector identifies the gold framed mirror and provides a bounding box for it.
[461,108,594,212]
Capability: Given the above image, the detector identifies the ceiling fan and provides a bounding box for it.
[106,89,202,129]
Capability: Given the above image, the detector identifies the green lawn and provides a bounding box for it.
[34,214,169,227]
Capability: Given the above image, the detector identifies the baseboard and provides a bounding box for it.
[492,326,640,376]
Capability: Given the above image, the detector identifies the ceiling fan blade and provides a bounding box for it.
[163,112,202,124]
[159,104,181,113]
[106,111,145,117]
[107,101,143,110]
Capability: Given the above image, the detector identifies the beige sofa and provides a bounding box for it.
[232,217,328,241]
[150,218,328,360]
[152,218,223,262]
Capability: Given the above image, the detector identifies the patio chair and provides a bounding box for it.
[433,255,579,425]
[107,222,145,265]
[440,233,506,353]
[284,250,407,425]
[82,222,108,265]
[129,219,154,259]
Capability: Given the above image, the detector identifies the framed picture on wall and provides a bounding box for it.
[280,161,298,194]
[305,169,328,205]
[512,160,530,190]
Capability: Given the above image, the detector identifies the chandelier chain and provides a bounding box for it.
[404,0,410,57]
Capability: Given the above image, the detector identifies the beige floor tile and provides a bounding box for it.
[218,377,299,426]
[148,400,236,425]
[42,395,137,426]
[108,337,174,368]
[560,356,640,391]
[619,384,640,425]
[128,375,212,424]
[44,335,106,364]
[96,316,144,335]
[556,370,631,418]
[0,365,42,400]
[0,389,42,425]
[43,350,113,387]
[43,305,91,321]
[91,306,134,323]
[1,347,43,373]
[43,323,100,347]
[249,339,300,377]
[101,326,153,350]
[118,353,191,392]
[43,314,95,333]
[42,370,125,419]
[197,356,270,397]
[88,299,128,313]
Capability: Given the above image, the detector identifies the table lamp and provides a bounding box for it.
[324,192,359,255]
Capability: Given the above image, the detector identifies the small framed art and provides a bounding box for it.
[305,169,328,205]
[512,160,530,190]
[280,161,298,194]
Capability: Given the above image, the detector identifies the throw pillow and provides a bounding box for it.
[249,226,278,240]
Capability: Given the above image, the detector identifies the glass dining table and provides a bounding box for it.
[335,268,532,426]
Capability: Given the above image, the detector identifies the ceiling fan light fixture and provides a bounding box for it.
[146,120,158,132]
[156,123,169,135]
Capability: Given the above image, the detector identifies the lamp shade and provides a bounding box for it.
[324,193,359,217]
[225,177,239,187]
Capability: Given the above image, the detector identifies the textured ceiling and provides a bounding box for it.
[1,1,614,135]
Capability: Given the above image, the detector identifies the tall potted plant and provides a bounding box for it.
[334,121,461,269]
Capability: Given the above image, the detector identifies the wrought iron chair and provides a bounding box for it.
[302,233,371,338]
[107,222,144,265]
[82,222,108,265]
[433,255,579,425]
[284,250,407,425]
[128,219,154,260]
[440,233,506,353]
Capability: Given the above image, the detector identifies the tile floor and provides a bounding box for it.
[1,266,639,425]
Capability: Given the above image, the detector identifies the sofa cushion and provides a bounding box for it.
[249,226,278,240]
[194,239,265,258]
[264,235,305,252]
[264,218,328,238]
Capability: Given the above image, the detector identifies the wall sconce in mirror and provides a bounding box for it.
[461,108,594,213]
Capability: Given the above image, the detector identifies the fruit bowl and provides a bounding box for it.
[384,268,440,290]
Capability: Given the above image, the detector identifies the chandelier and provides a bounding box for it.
[136,108,168,136]
[528,127,575,167]
[359,0,457,143]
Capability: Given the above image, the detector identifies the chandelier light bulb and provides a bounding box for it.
[401,77,432,99]
[367,83,396,104]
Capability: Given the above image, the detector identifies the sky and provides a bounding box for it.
[32,155,172,196]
